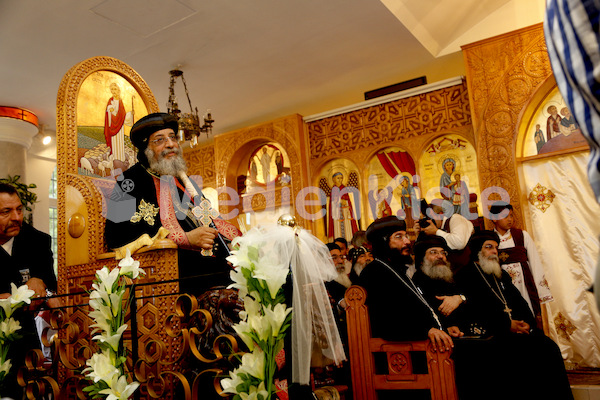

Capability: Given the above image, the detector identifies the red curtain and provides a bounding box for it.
[376,151,416,183]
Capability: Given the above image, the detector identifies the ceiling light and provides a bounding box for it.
[166,68,214,148]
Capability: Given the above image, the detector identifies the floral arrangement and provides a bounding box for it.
[83,249,145,399]
[220,230,293,400]
[0,283,35,388]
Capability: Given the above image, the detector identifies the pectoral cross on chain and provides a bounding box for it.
[192,199,220,256]
[503,305,512,319]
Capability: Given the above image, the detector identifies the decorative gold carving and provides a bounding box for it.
[67,213,86,238]
[130,199,160,225]
[183,143,216,188]
[463,24,553,228]
[17,288,240,400]
[528,183,556,212]
[308,83,471,161]
[554,312,577,341]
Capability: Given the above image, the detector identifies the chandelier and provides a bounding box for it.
[166,68,214,148]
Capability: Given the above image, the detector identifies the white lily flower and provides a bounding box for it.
[228,268,249,298]
[109,292,123,317]
[118,249,145,279]
[0,318,21,337]
[240,381,269,400]
[0,359,11,376]
[9,283,35,305]
[95,267,120,294]
[252,260,289,299]
[88,312,112,335]
[83,352,119,383]
[248,313,271,342]
[238,348,265,380]
[232,320,255,351]
[226,241,254,270]
[94,324,128,352]
[89,300,113,322]
[220,369,245,395]
[263,303,292,337]
[99,374,140,400]
[90,287,111,307]
[242,297,261,319]
[0,299,12,319]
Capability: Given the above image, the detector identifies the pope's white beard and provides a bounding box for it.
[478,251,502,278]
[145,147,188,176]
[421,258,454,282]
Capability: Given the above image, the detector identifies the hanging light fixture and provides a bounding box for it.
[166,67,214,148]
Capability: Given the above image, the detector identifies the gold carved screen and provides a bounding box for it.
[306,82,474,241]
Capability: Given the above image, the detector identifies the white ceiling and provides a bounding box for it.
[0,0,544,158]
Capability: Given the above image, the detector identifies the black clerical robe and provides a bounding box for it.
[454,261,573,400]
[454,261,534,336]
[411,270,468,333]
[358,258,442,341]
[105,164,238,294]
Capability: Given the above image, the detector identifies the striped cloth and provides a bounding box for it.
[545,0,600,202]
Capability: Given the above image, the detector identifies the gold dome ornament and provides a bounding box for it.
[277,214,297,228]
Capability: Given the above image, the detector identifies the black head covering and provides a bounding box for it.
[366,216,407,257]
[129,113,179,166]
[326,242,341,252]
[348,246,368,266]
[468,230,500,259]
[488,201,513,219]
[413,236,450,268]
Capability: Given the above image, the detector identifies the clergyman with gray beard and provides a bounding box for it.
[451,230,573,400]
[105,112,242,295]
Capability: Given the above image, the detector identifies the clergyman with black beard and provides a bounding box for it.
[105,112,242,295]
[358,216,455,353]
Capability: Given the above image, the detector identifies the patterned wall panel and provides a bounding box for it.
[307,82,472,174]
[184,143,216,188]
[463,23,553,226]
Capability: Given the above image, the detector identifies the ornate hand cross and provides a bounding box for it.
[192,199,220,256]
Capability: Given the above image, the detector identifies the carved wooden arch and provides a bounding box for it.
[56,56,159,174]
[65,173,103,259]
[56,56,159,276]
[464,24,554,229]
[215,117,305,224]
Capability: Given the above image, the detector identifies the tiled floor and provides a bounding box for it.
[572,385,600,400]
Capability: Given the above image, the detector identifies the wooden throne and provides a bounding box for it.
[20,56,239,400]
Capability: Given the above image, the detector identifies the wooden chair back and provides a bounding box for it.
[344,285,458,400]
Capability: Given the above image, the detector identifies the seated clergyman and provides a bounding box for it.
[453,231,573,400]
[358,216,454,351]
[105,112,241,294]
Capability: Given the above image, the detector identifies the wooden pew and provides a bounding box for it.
[344,285,458,400]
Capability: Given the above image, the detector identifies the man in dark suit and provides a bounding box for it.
[0,183,58,398]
